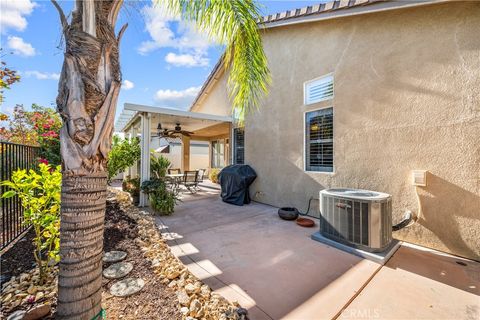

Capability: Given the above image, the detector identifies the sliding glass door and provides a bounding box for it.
[211,139,226,168]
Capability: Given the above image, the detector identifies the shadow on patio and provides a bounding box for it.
[153,186,378,320]
[152,186,480,320]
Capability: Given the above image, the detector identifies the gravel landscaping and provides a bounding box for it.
[1,189,246,320]
[101,194,180,319]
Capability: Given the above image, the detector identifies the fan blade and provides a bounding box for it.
[180,130,193,135]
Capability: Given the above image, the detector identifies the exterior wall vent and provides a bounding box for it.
[411,170,427,186]
[319,188,392,252]
[304,74,334,105]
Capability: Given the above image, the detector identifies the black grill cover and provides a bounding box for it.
[218,165,257,206]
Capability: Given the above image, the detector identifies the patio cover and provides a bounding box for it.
[115,103,233,206]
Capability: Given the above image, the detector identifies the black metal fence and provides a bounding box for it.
[1,141,40,250]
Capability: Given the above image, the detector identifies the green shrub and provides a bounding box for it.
[141,179,178,215]
[1,164,61,284]
[107,136,141,181]
[150,154,170,179]
[209,168,221,183]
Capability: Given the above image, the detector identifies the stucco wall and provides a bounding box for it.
[191,71,232,116]
[197,2,480,260]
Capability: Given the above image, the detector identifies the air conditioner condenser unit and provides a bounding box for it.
[311,188,401,263]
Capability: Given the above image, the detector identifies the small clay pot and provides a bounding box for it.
[278,207,299,220]
[296,217,315,227]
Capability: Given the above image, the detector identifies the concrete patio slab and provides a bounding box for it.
[155,191,381,319]
[153,189,480,320]
[340,243,480,320]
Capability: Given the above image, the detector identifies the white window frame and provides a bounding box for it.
[304,73,334,105]
[303,106,335,174]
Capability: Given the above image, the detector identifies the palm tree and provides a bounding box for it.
[51,0,270,318]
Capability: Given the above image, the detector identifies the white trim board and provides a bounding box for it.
[124,103,233,123]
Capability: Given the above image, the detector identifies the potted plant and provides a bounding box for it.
[141,179,178,215]
[122,176,140,205]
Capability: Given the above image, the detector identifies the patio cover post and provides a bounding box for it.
[139,112,151,207]
[128,126,138,178]
[181,135,190,172]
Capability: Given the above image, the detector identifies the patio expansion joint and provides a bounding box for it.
[332,261,385,319]
[157,213,276,320]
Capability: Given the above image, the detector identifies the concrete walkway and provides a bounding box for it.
[154,188,480,320]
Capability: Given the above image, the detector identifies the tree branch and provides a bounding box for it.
[50,0,68,32]
[117,23,128,44]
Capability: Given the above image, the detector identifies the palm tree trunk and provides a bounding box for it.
[57,175,107,319]
[52,1,126,318]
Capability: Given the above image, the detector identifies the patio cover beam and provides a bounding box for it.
[124,103,233,123]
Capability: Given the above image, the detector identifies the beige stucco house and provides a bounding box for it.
[188,0,480,261]
[116,0,479,261]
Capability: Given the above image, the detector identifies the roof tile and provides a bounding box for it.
[339,0,350,9]
[324,1,335,11]
[312,4,321,12]
[259,0,385,25]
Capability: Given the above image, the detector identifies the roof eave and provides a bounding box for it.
[259,0,447,29]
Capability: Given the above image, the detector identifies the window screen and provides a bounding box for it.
[233,128,245,164]
[305,108,333,172]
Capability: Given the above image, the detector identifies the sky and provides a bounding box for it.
[0,0,322,121]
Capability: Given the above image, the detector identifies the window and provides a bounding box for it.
[304,74,334,105]
[305,108,333,172]
[233,128,245,164]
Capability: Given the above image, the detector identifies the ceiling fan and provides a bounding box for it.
[157,123,194,138]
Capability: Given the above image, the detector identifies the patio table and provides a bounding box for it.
[166,173,183,183]
[165,173,185,189]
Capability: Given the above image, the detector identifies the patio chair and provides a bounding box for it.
[182,171,199,193]
[197,169,206,183]
[168,168,181,175]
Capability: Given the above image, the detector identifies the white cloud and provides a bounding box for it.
[165,52,209,67]
[138,3,211,68]
[0,0,37,33]
[7,36,36,57]
[121,80,135,90]
[154,86,201,110]
[24,70,60,80]
[137,4,177,55]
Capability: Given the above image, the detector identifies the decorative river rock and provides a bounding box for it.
[110,278,145,297]
[103,262,133,279]
[103,251,127,263]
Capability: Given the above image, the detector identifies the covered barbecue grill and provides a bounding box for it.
[218,165,257,205]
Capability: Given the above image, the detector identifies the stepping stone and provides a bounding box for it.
[110,278,145,297]
[103,262,133,279]
[103,251,127,263]
[7,310,26,320]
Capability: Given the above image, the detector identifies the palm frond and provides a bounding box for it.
[162,0,271,121]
